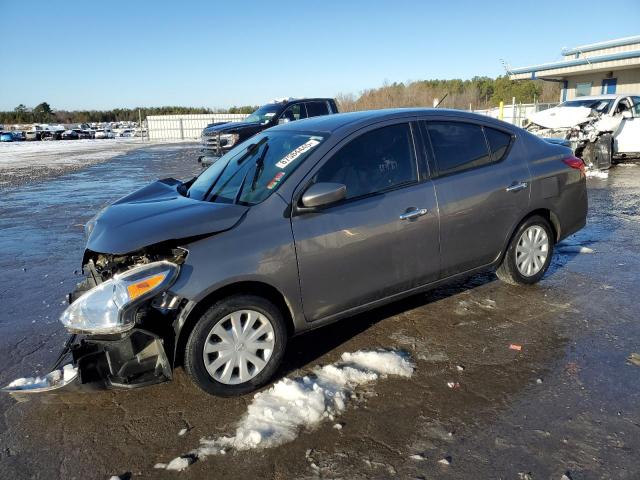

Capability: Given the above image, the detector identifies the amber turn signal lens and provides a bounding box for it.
[126,273,166,300]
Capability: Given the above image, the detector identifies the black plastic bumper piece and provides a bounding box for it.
[72,328,172,389]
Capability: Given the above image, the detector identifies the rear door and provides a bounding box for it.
[291,121,440,322]
[421,120,530,277]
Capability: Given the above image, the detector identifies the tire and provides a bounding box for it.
[184,295,287,396]
[496,215,554,286]
[582,135,613,170]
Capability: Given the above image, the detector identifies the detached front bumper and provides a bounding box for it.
[71,328,172,388]
[2,328,172,398]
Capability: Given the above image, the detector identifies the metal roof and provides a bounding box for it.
[510,49,640,75]
[562,35,640,55]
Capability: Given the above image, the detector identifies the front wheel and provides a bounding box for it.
[496,216,554,285]
[184,295,287,396]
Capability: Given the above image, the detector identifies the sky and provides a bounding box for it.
[1,0,639,111]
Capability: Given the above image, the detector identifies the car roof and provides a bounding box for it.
[270,108,514,134]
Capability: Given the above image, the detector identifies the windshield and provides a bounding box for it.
[187,131,326,205]
[558,99,613,114]
[243,104,282,125]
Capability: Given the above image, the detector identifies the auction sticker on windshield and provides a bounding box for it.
[275,139,320,169]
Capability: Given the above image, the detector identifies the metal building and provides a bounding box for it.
[509,35,640,101]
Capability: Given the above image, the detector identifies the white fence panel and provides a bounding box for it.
[146,113,249,140]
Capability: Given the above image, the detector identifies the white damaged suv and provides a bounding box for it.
[526,94,640,169]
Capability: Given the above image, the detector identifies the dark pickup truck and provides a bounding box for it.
[199,97,338,166]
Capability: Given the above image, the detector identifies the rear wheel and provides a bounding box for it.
[496,216,554,285]
[184,295,287,396]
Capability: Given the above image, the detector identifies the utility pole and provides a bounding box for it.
[138,108,143,142]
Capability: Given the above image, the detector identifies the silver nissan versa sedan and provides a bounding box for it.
[5,108,588,397]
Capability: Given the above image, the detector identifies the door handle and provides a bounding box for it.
[399,208,428,220]
[506,182,528,193]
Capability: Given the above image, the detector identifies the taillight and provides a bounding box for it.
[563,155,586,176]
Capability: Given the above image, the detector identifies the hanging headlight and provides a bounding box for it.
[60,261,179,334]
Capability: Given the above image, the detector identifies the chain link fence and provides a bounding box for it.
[473,102,558,127]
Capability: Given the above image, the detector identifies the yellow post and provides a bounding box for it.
[498,101,504,120]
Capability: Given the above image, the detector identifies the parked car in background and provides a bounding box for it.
[25,131,41,141]
[11,131,26,141]
[41,130,63,141]
[94,129,115,139]
[117,129,135,137]
[62,130,80,140]
[526,94,640,169]
[75,129,92,139]
[199,97,339,166]
[10,108,587,398]
[0,132,14,142]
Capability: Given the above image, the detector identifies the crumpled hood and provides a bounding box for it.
[86,179,248,254]
[529,106,594,129]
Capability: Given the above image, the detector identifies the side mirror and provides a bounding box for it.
[301,182,346,209]
[278,118,290,125]
[622,110,632,119]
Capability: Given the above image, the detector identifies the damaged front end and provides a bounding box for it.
[3,178,248,398]
[526,106,622,170]
[3,247,188,397]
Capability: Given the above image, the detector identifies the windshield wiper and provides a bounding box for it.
[235,143,269,204]
[251,144,269,191]
[202,137,268,202]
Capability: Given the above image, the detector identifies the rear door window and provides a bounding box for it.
[305,101,330,117]
[425,122,491,175]
[484,127,512,162]
[314,123,417,200]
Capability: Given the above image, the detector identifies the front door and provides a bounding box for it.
[291,122,440,322]
[615,96,640,154]
[422,120,531,277]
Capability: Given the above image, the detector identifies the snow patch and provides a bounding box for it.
[157,350,414,471]
[165,456,193,471]
[586,169,609,179]
[5,364,77,391]
[556,245,594,254]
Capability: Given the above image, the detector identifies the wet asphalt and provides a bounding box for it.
[0,147,639,480]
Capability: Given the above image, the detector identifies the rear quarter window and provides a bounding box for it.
[484,127,513,162]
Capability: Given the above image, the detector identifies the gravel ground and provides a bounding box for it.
[0,146,639,479]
